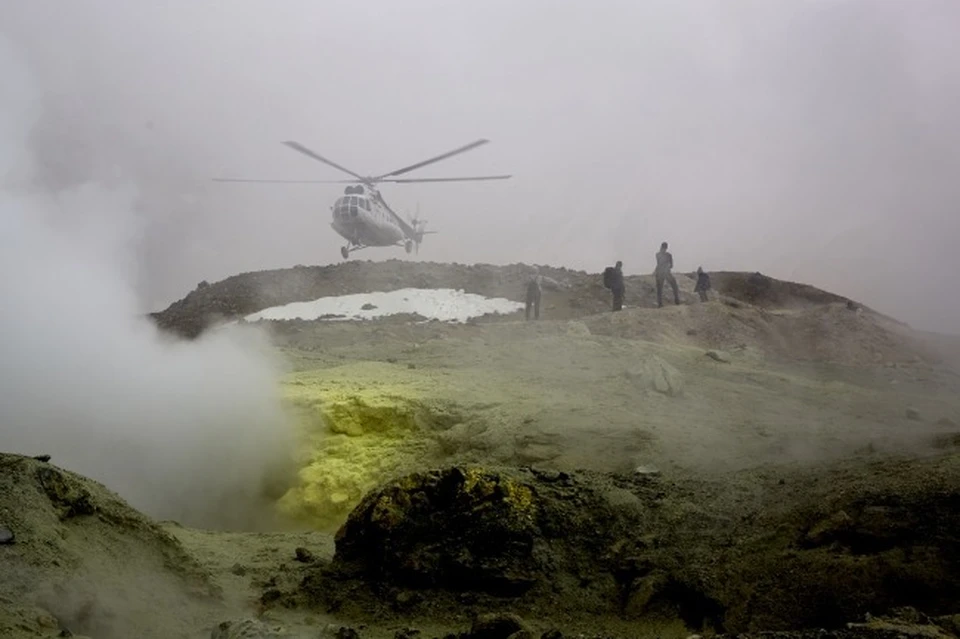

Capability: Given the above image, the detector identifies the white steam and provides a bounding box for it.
[0,37,294,531]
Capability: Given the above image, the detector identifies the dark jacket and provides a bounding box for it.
[694,271,711,292]
[610,267,625,292]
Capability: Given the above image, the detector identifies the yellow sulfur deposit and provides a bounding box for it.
[274,368,436,531]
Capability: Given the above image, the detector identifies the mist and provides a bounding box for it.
[0,37,294,531]
[2,1,959,333]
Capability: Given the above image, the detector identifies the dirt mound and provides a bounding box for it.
[0,453,218,638]
[149,261,873,340]
[255,457,960,635]
[706,271,858,311]
[583,299,939,367]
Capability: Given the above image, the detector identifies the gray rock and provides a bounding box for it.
[626,356,684,397]
[294,547,315,563]
[634,465,661,477]
[0,527,14,544]
[705,350,730,363]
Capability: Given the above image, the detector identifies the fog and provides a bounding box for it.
[1,0,959,334]
[0,38,294,531]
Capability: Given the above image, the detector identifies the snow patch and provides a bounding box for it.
[244,288,525,324]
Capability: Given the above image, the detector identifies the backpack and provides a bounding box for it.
[602,266,616,289]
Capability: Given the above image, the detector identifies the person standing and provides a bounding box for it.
[655,242,680,307]
[603,260,626,311]
[525,269,543,320]
[525,266,564,320]
[694,266,711,302]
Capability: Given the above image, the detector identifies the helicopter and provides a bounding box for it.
[213,139,511,259]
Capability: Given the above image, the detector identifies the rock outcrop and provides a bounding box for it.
[270,456,960,634]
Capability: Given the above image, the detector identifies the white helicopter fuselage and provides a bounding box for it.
[330,190,405,248]
[212,137,508,260]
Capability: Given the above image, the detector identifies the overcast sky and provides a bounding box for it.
[2,0,959,332]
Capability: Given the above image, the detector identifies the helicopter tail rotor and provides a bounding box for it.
[409,202,424,254]
[406,202,436,254]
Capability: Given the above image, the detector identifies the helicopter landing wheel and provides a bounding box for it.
[405,240,413,254]
[341,246,350,260]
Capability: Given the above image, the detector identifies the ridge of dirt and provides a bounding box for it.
[148,260,876,340]
[705,271,861,311]
[580,300,940,368]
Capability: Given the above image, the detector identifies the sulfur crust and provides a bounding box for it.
[275,370,431,531]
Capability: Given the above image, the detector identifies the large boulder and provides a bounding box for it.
[333,467,542,596]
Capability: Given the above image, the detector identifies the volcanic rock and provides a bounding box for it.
[333,467,541,596]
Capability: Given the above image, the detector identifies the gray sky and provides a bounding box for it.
[2,0,959,332]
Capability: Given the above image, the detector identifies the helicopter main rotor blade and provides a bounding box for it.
[375,139,490,180]
[380,175,513,183]
[212,178,360,184]
[282,141,368,182]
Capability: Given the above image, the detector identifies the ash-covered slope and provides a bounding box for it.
[0,453,219,638]
[149,260,870,339]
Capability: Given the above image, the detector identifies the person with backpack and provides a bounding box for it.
[603,260,625,311]
[694,266,711,302]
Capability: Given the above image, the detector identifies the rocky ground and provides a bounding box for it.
[4,260,960,638]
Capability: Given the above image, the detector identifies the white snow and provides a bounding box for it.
[243,288,525,324]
